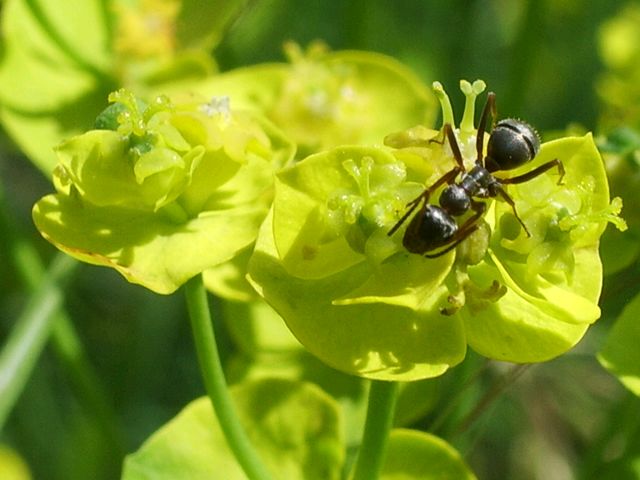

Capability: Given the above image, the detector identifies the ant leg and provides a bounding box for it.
[444,124,466,170]
[495,186,531,237]
[423,201,486,258]
[387,197,426,237]
[387,166,461,236]
[476,92,497,164]
[429,124,466,170]
[389,123,468,238]
[499,159,565,186]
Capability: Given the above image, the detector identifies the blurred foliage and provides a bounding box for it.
[2,1,640,480]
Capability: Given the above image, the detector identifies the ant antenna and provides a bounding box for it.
[475,92,496,165]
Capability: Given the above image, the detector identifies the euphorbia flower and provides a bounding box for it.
[159,42,437,159]
[33,89,294,294]
[248,80,625,381]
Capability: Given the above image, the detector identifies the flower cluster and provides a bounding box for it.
[33,89,294,294]
[247,81,625,380]
[156,41,437,159]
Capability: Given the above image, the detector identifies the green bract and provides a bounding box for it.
[248,80,624,381]
[33,89,294,294]
[122,378,344,480]
[381,430,477,480]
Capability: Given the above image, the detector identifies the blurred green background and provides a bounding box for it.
[2,1,640,479]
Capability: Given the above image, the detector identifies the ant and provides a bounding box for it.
[388,91,565,258]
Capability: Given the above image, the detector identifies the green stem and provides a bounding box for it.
[183,274,273,480]
[351,380,399,480]
[0,253,78,428]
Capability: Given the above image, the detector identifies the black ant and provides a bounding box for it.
[388,91,565,258]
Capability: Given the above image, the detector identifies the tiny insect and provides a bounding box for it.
[388,91,565,258]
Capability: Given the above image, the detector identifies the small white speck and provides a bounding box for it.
[201,96,231,121]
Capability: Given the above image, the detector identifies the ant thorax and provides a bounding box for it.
[458,166,494,198]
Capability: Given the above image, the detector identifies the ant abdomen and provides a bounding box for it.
[403,205,457,254]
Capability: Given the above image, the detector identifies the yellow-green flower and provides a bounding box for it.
[248,81,624,381]
[33,89,294,294]
[158,42,437,158]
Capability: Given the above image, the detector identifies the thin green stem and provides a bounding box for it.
[428,358,490,434]
[453,364,530,436]
[0,253,78,428]
[351,380,399,480]
[183,274,273,480]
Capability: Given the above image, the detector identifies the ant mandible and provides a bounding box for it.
[388,91,565,258]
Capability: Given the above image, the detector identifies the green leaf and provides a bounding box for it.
[122,378,345,480]
[176,0,249,50]
[218,297,371,449]
[380,429,477,480]
[203,247,261,302]
[393,380,440,427]
[0,0,115,173]
[0,0,222,175]
[226,350,369,449]
[599,291,640,396]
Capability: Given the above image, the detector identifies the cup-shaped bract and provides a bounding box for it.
[248,81,624,381]
[33,90,295,294]
[248,144,465,381]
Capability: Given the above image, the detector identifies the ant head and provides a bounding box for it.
[485,119,540,172]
